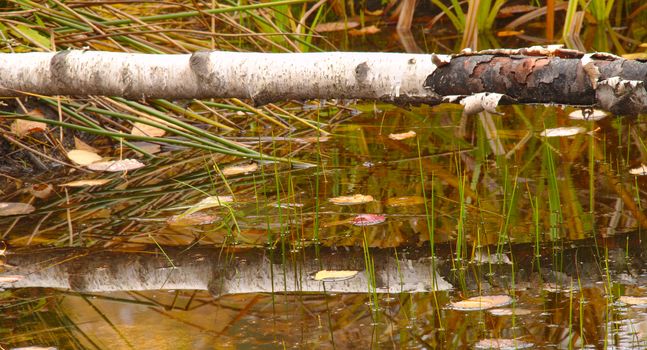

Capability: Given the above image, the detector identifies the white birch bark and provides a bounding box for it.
[0,50,442,104]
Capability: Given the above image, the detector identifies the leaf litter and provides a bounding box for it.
[0,202,35,216]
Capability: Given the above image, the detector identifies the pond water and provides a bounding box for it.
[1,17,647,350]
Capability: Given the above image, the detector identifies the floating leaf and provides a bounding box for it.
[388,131,416,141]
[60,179,111,187]
[0,275,24,283]
[183,196,234,216]
[488,308,532,316]
[450,295,512,311]
[29,184,53,199]
[313,270,358,282]
[351,214,386,226]
[618,296,647,306]
[568,109,607,121]
[385,196,425,207]
[87,159,145,172]
[67,149,102,166]
[329,194,374,205]
[348,25,380,36]
[222,163,258,176]
[540,126,586,137]
[496,30,523,37]
[315,21,359,32]
[629,164,647,176]
[474,338,533,349]
[131,122,166,137]
[0,202,35,216]
[167,212,219,226]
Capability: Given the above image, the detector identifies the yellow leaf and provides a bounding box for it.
[131,122,166,137]
[313,270,358,282]
[329,194,374,205]
[60,179,111,187]
[388,131,416,141]
[67,149,102,166]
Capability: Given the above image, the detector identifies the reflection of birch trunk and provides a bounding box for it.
[0,247,452,297]
[0,50,645,114]
[1,232,644,296]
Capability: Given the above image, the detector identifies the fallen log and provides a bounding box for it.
[0,46,645,115]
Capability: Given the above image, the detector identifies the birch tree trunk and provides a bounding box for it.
[0,48,645,115]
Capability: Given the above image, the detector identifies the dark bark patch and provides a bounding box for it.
[50,50,72,93]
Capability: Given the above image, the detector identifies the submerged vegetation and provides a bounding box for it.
[0,0,646,349]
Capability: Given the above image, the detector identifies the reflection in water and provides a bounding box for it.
[0,102,646,349]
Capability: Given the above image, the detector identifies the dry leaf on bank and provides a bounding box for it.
[87,159,145,172]
[29,184,54,199]
[0,202,35,216]
[67,149,102,166]
[329,194,374,205]
[131,122,166,137]
[74,137,99,153]
[10,108,47,137]
[388,131,416,141]
[60,179,111,187]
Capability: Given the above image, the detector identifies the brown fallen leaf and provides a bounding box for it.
[388,131,416,141]
[348,25,380,36]
[87,159,145,172]
[74,137,99,153]
[0,202,35,216]
[315,20,359,33]
[10,108,47,138]
[60,179,112,187]
[131,122,166,137]
[29,183,54,199]
[496,30,524,37]
[329,194,374,205]
[67,149,102,166]
[222,163,258,176]
[450,295,512,311]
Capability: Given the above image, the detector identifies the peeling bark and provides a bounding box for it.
[0,48,645,114]
[1,232,644,297]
